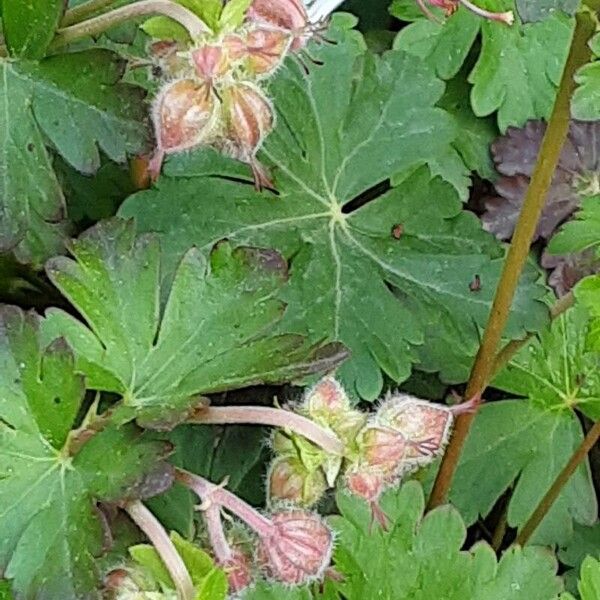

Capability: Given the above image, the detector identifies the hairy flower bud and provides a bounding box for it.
[257,510,333,584]
[344,468,391,530]
[247,0,311,51]
[376,395,453,466]
[357,425,407,475]
[150,79,219,178]
[191,44,230,81]
[267,456,327,506]
[305,376,350,421]
[220,549,253,594]
[225,28,291,77]
[221,82,275,189]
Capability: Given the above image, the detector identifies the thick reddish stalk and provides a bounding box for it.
[427,10,596,509]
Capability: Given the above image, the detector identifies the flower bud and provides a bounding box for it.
[344,468,391,530]
[224,28,291,77]
[150,78,220,178]
[191,44,230,81]
[247,0,310,51]
[257,510,333,584]
[305,376,350,421]
[267,456,327,507]
[221,82,275,189]
[376,394,453,465]
[220,549,253,594]
[357,426,407,475]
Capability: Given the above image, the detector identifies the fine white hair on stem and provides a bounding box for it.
[306,0,346,23]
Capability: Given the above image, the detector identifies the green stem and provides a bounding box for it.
[427,9,597,510]
[61,0,118,26]
[125,501,195,600]
[50,0,208,50]
[516,419,600,546]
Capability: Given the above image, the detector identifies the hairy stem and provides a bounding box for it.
[176,469,274,538]
[189,405,345,456]
[492,292,574,377]
[516,420,600,546]
[61,0,118,26]
[51,0,208,49]
[204,504,234,564]
[125,501,195,600]
[427,10,597,510]
[458,0,514,24]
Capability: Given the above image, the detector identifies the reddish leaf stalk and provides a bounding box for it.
[427,9,597,510]
[189,405,345,456]
[516,420,600,546]
[51,0,209,50]
[125,500,195,600]
[176,469,274,537]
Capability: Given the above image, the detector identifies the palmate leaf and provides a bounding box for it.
[573,33,600,121]
[559,522,600,595]
[576,275,600,351]
[42,218,346,427]
[561,557,600,600]
[515,0,579,22]
[451,306,598,546]
[548,196,600,257]
[0,0,63,59]
[0,305,171,599]
[330,482,564,599]
[120,18,548,400]
[391,1,573,131]
[0,49,148,266]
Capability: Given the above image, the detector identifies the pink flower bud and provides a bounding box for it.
[220,549,253,594]
[191,44,229,81]
[267,456,327,507]
[376,395,453,465]
[358,426,407,475]
[247,0,312,51]
[257,510,333,584]
[344,468,391,530]
[224,28,291,77]
[305,376,349,420]
[221,82,275,189]
[150,78,219,178]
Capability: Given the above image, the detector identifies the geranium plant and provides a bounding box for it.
[0,0,599,598]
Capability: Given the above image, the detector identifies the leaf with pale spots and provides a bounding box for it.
[119,17,548,399]
[41,218,347,426]
[0,305,170,599]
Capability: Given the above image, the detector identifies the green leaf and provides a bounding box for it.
[391,2,573,130]
[577,556,600,600]
[42,218,346,426]
[0,305,170,599]
[219,0,252,31]
[451,400,597,546]
[573,34,600,121]
[120,20,548,399]
[516,0,579,22]
[0,0,63,58]
[330,481,564,599]
[559,522,600,595]
[548,196,600,257]
[575,275,600,351]
[130,532,227,599]
[244,584,313,600]
[492,304,600,420]
[178,0,223,31]
[141,16,191,42]
[0,50,148,266]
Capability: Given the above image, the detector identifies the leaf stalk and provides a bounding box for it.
[188,405,345,456]
[125,501,195,600]
[427,8,597,510]
[50,0,208,50]
[516,419,600,546]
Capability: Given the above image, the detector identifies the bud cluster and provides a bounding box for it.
[148,0,323,188]
[268,376,470,528]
